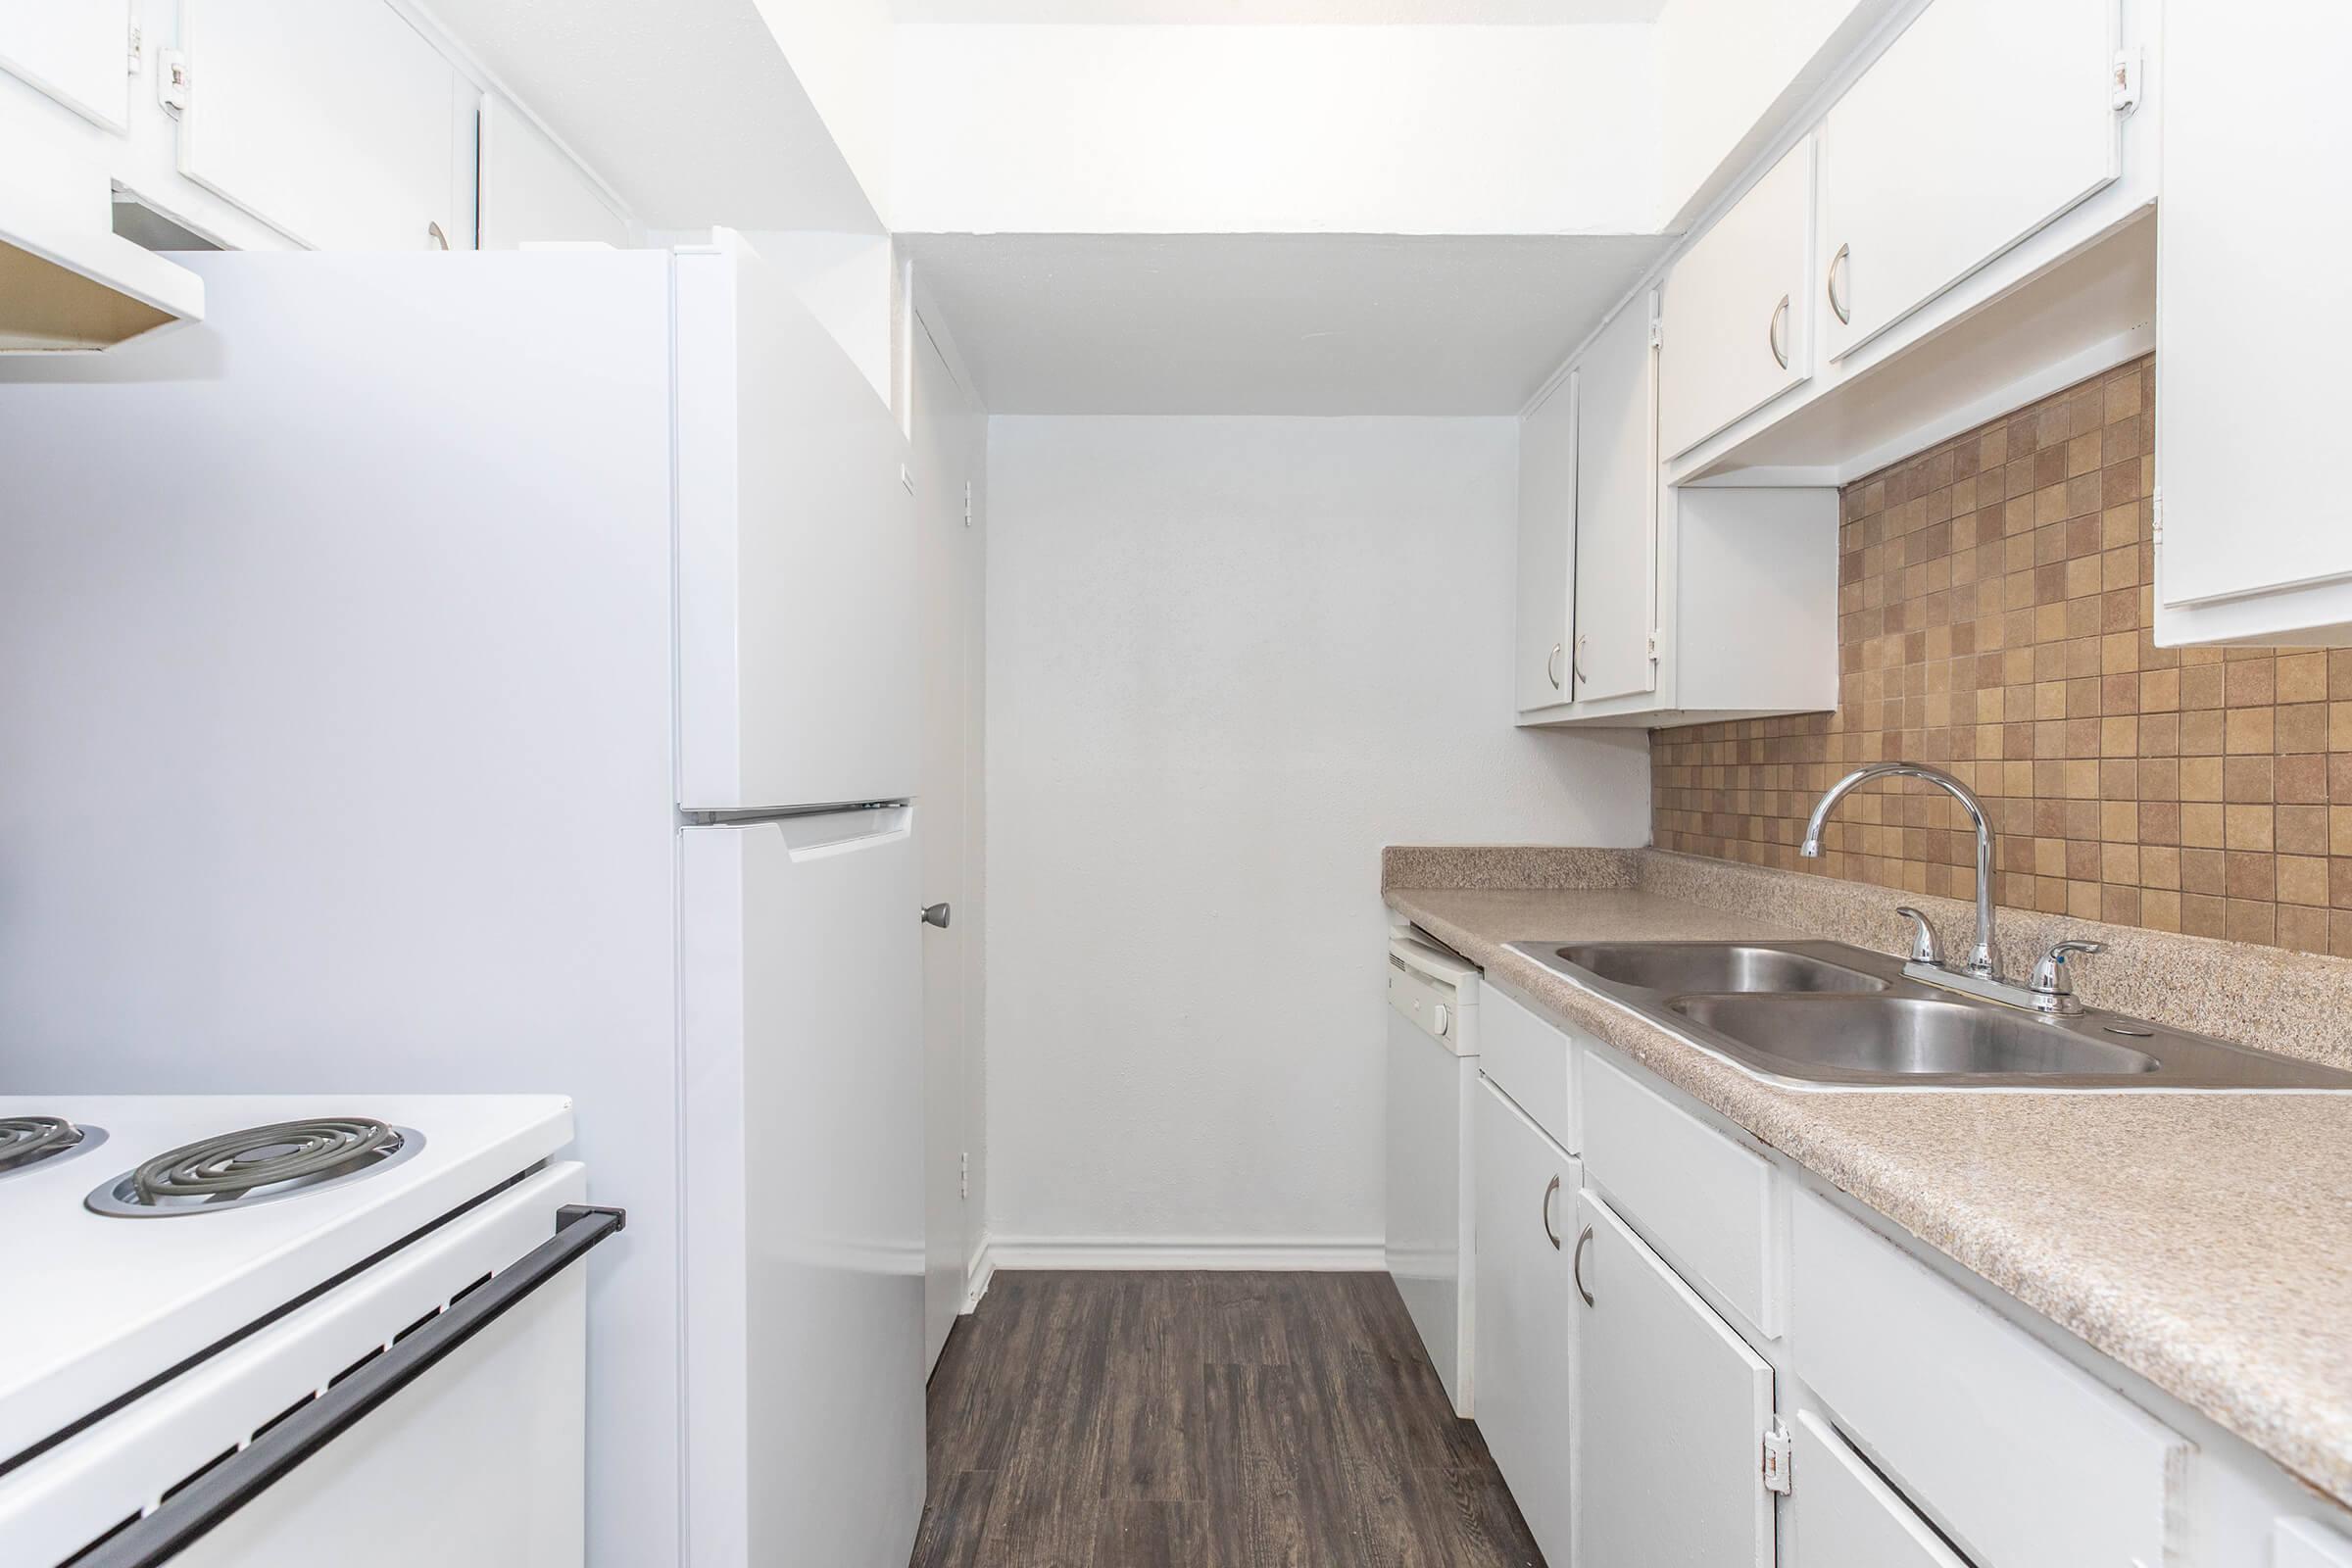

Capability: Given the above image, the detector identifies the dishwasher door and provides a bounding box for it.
[1385,938,1478,1417]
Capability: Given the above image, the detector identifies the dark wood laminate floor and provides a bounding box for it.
[909,1271,1547,1568]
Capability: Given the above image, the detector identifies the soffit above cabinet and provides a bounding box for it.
[901,230,1668,415]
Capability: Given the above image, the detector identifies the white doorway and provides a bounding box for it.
[913,303,986,1374]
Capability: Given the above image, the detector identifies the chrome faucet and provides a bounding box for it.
[1800,762,1997,976]
[1800,761,2106,1014]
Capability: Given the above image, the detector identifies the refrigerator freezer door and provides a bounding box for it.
[0,249,686,1568]
[675,235,918,812]
[678,807,924,1568]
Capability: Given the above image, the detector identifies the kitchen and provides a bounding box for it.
[0,1,2346,1566]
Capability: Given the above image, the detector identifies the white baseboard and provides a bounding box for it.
[962,1231,995,1314]
[970,1234,1385,1280]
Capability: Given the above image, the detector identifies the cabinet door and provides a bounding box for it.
[479,95,631,250]
[1514,372,1575,713]
[180,0,466,249]
[1817,0,2120,360]
[1571,294,1657,705]
[1658,136,1813,460]
[0,0,129,129]
[2155,1,2352,619]
[1792,1413,1967,1568]
[1575,1189,1774,1568]
[1472,1077,1576,1565]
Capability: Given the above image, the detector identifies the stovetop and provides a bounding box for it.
[0,1094,572,1466]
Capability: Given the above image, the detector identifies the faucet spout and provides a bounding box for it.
[1799,761,1998,978]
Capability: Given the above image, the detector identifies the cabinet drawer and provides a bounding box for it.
[1580,1052,1775,1335]
[1478,982,1574,1152]
[1793,1412,1966,1568]
[2279,1519,2352,1568]
[1792,1191,2190,1568]
[1658,135,1813,459]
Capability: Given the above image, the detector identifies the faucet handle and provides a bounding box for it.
[2029,939,2106,1001]
[1892,906,1943,966]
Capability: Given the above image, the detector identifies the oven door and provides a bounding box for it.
[1,1163,602,1568]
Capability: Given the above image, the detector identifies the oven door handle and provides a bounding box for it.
[79,1202,624,1568]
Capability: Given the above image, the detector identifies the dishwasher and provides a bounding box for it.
[1385,929,1479,1417]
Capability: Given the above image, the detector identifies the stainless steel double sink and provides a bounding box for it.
[1504,939,2352,1090]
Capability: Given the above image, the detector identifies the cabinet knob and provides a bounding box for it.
[920,902,952,929]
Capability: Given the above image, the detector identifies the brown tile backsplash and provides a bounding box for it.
[1650,354,2352,959]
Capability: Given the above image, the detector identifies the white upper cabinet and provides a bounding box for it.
[1513,372,1577,713]
[479,96,632,251]
[178,0,468,250]
[2154,1,2352,644]
[1658,136,1814,461]
[1817,0,2121,361]
[1570,292,1658,706]
[0,0,129,130]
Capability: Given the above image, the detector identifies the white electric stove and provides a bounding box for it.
[0,1096,610,1568]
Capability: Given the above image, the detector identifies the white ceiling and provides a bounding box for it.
[894,0,1663,19]
[903,232,1669,415]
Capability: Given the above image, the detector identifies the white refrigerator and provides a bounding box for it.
[0,235,925,1568]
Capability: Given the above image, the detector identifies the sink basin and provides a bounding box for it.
[1503,936,2352,1090]
[1669,995,2161,1079]
[1553,942,1884,996]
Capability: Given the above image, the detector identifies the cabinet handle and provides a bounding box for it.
[1542,1175,1562,1249]
[1768,293,1790,369]
[1827,243,1851,326]
[1572,1224,1594,1305]
[1546,643,1564,691]
[427,220,452,252]
[1572,634,1589,688]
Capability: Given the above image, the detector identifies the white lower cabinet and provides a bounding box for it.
[1472,1075,1576,1565]
[1791,1412,1965,1568]
[1574,1188,1776,1568]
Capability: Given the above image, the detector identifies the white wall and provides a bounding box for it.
[753,0,894,225]
[895,23,1659,236]
[982,416,1648,1257]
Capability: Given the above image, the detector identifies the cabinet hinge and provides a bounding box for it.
[959,1151,970,1200]
[2112,48,2142,114]
[1646,629,1661,662]
[2150,486,2163,545]
[157,48,189,114]
[125,21,143,73]
[962,479,973,529]
[1762,1419,1793,1495]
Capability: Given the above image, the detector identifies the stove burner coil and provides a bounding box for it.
[86,1118,423,1217]
[0,1115,85,1173]
[132,1117,402,1202]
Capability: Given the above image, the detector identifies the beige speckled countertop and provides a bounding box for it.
[1383,862,2352,1510]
